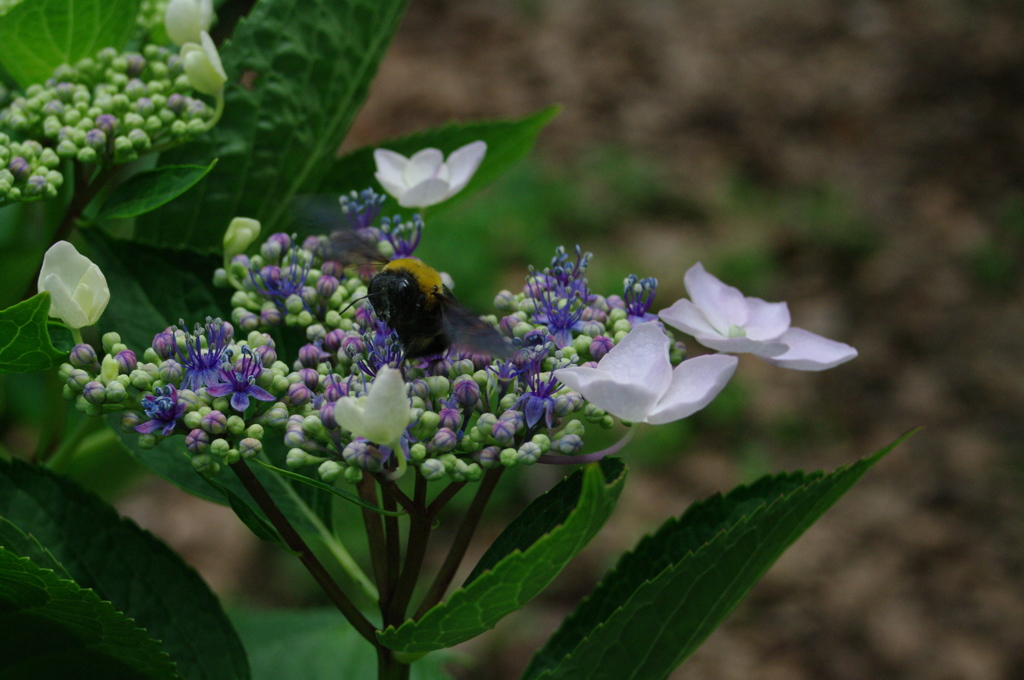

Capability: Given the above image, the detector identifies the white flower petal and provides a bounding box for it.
[72,264,111,326]
[199,0,214,31]
[375,173,409,201]
[687,333,789,357]
[39,240,91,287]
[42,273,90,329]
[397,177,450,208]
[335,367,411,447]
[404,148,445,188]
[554,322,674,422]
[594,321,673,392]
[646,354,738,424]
[658,298,719,338]
[742,297,790,340]
[443,141,487,196]
[554,365,664,423]
[684,262,749,334]
[165,0,203,45]
[182,35,226,97]
[334,396,367,433]
[200,31,226,80]
[37,241,109,329]
[763,327,858,371]
[373,149,409,187]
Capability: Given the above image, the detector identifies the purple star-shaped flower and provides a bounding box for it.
[206,347,276,412]
[135,385,186,436]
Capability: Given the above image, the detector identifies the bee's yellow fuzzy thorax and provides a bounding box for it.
[384,258,443,296]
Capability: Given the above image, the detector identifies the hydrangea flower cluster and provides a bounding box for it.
[59,185,856,491]
[0,44,214,168]
[0,134,63,203]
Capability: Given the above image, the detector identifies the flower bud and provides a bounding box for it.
[436,406,461,432]
[82,381,106,405]
[342,440,381,472]
[425,356,451,377]
[238,437,262,459]
[285,382,311,406]
[494,416,519,445]
[209,437,230,459]
[452,378,480,408]
[552,434,583,455]
[37,241,109,329]
[419,457,446,481]
[181,33,226,96]
[224,217,261,260]
[319,460,344,483]
[115,350,138,374]
[297,344,323,368]
[69,343,98,369]
[283,428,306,448]
[105,381,128,403]
[295,367,318,391]
[191,454,217,474]
[200,410,227,434]
[185,428,210,453]
[159,359,183,383]
[260,307,282,326]
[431,427,458,453]
[475,445,502,468]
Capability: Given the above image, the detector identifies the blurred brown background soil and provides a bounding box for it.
[121,1,1024,678]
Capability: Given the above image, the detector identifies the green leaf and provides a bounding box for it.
[84,232,226,353]
[522,431,917,680]
[0,293,70,373]
[0,516,72,579]
[0,0,141,87]
[378,458,628,653]
[107,413,321,538]
[324,105,560,214]
[250,457,405,517]
[232,608,454,680]
[133,0,410,253]
[96,161,219,221]
[0,457,251,680]
[0,546,180,680]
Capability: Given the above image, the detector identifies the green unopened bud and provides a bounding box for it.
[317,460,343,483]
[105,381,128,403]
[499,447,519,467]
[342,465,363,484]
[463,462,484,482]
[191,454,217,474]
[181,33,227,96]
[247,423,265,439]
[223,217,261,260]
[100,355,120,384]
[209,437,230,458]
[425,376,450,400]
[138,434,158,449]
[238,438,261,459]
[409,442,427,462]
[419,458,446,481]
[227,415,246,434]
[561,419,585,437]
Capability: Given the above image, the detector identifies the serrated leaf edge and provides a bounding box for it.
[526,430,918,680]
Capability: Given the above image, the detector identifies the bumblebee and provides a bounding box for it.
[327,230,510,360]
